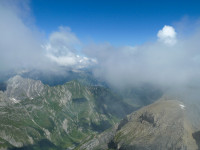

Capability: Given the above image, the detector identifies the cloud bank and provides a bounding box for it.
[84,25,200,89]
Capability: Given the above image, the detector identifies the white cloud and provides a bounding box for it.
[0,0,47,72]
[0,0,96,76]
[157,25,177,45]
[44,27,97,68]
[84,25,200,89]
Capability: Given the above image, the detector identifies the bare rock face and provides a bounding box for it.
[112,100,197,150]
[6,75,44,100]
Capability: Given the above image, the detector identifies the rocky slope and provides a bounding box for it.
[0,76,135,150]
[81,100,199,150]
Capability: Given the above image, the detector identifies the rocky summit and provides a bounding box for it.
[112,100,197,150]
[81,100,199,150]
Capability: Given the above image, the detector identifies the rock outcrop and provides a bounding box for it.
[109,100,197,150]
[82,100,199,150]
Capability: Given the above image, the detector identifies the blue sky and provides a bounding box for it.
[30,0,200,46]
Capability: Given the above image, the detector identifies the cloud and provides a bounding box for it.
[1,0,200,95]
[84,25,200,89]
[0,0,96,77]
[0,0,47,73]
[157,25,177,45]
[44,27,97,68]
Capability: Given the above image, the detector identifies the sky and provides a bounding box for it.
[1,0,200,90]
[30,0,200,46]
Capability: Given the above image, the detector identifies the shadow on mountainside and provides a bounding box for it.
[193,131,200,150]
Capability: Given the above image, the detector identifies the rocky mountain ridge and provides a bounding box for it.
[81,100,199,150]
[1,76,199,150]
[0,76,135,150]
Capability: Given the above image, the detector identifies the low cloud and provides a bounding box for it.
[0,0,46,72]
[0,0,96,78]
[84,24,200,90]
[44,27,97,68]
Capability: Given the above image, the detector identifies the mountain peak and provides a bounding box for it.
[7,75,24,85]
[110,100,197,150]
[6,75,44,100]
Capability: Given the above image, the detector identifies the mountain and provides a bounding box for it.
[0,76,135,150]
[3,75,196,150]
[19,69,107,87]
[81,100,199,150]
